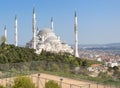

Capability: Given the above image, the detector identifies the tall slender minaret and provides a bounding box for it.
[51,17,54,31]
[74,11,79,57]
[4,25,7,44]
[15,15,18,46]
[32,7,36,49]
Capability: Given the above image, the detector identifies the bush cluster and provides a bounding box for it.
[0,77,61,88]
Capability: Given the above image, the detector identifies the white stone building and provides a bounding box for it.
[26,28,73,54]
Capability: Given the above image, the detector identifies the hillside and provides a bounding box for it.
[1,43,120,86]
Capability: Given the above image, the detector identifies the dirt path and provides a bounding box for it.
[31,73,107,88]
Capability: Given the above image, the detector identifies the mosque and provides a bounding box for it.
[4,8,79,57]
[26,27,74,54]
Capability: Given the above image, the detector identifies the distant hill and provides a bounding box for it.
[105,43,120,48]
[71,43,120,54]
[71,43,120,50]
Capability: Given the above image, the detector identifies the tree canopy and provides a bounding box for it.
[0,43,101,67]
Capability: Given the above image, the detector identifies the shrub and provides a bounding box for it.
[45,80,60,88]
[63,64,70,73]
[50,63,60,71]
[12,76,37,88]
[0,85,5,88]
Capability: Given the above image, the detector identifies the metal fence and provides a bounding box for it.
[0,75,91,88]
[0,74,119,88]
[31,75,91,88]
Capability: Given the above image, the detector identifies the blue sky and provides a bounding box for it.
[0,0,120,45]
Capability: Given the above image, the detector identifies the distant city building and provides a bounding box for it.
[117,61,120,66]
[96,58,102,62]
[105,62,118,67]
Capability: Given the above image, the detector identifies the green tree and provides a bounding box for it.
[50,63,60,71]
[45,80,60,88]
[113,66,119,71]
[12,76,37,88]
[82,60,87,67]
[98,72,108,79]
[0,36,6,44]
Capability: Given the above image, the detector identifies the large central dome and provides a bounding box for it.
[37,28,58,43]
[38,28,54,36]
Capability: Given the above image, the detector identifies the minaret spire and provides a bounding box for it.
[32,7,36,49]
[74,11,79,57]
[4,25,7,44]
[15,15,18,46]
[51,17,54,31]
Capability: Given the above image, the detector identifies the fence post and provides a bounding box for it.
[110,83,111,88]
[60,78,63,88]
[70,84,72,88]
[6,78,7,87]
[45,78,47,84]
[97,82,99,88]
[89,84,90,88]
[38,73,40,88]
[103,84,105,88]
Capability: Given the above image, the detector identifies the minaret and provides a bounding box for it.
[15,15,18,46]
[32,7,36,49]
[74,11,79,57]
[4,25,7,44]
[51,17,54,31]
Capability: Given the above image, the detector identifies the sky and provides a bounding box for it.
[0,0,120,45]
